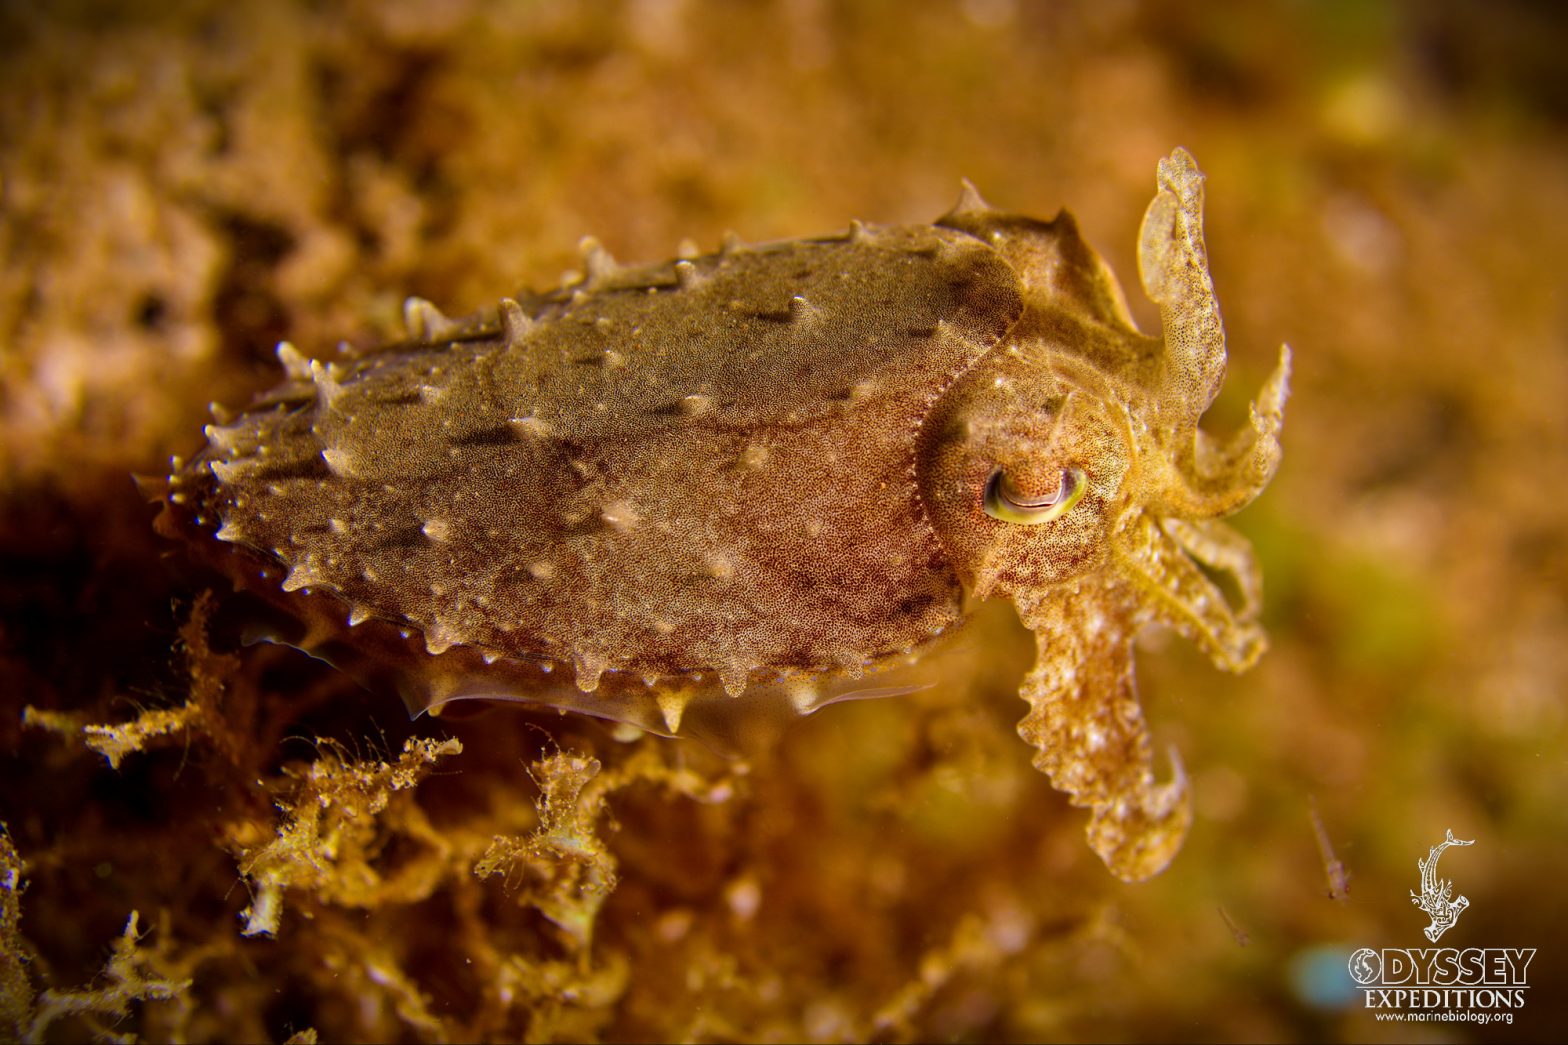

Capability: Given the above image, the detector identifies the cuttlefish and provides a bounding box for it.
[156,148,1288,881]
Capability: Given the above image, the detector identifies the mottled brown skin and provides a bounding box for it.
[158,149,1287,882]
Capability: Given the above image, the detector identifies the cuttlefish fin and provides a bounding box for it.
[1013,588,1192,882]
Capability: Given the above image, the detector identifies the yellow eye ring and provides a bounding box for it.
[983,466,1085,525]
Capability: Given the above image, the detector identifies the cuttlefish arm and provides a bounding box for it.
[1116,513,1268,673]
[1139,147,1291,520]
[1012,585,1192,883]
[1009,146,1285,881]
[1012,512,1267,882]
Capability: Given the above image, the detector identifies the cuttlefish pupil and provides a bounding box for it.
[983,466,1085,525]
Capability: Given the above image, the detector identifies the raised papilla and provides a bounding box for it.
[156,148,1289,882]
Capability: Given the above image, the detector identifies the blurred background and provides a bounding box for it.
[1,0,1564,1040]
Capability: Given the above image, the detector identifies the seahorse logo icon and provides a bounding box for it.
[1411,829,1474,942]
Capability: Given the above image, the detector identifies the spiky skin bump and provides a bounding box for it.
[157,148,1287,882]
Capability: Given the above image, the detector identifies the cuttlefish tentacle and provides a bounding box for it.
[1013,587,1192,882]
[1114,513,1266,673]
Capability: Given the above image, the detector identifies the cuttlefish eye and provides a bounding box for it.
[983,466,1086,525]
